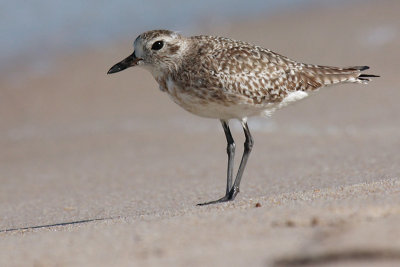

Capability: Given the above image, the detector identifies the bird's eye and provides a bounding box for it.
[151,41,164,50]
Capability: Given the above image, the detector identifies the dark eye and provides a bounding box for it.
[151,41,164,50]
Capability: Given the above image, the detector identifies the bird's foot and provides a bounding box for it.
[197,187,239,206]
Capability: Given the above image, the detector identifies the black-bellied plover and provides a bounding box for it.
[108,29,378,205]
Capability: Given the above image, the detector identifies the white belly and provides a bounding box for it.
[164,77,310,120]
[165,78,267,119]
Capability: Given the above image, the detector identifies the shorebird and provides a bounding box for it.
[108,29,378,205]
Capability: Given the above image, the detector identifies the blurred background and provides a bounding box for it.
[1,0,400,265]
[1,0,400,242]
[1,0,339,76]
[1,0,398,139]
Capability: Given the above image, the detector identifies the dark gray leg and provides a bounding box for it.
[227,120,253,200]
[222,120,235,195]
[198,120,253,206]
[198,120,235,206]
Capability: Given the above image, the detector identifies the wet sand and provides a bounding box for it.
[1,1,400,266]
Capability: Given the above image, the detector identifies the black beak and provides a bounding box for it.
[107,52,142,74]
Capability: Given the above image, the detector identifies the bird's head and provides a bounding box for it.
[108,29,188,75]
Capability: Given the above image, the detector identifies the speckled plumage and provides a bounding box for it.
[118,30,377,120]
[108,29,378,205]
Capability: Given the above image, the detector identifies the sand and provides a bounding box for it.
[1,1,400,266]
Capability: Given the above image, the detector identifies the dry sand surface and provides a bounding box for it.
[1,1,400,266]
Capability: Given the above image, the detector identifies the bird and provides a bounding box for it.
[107,29,379,206]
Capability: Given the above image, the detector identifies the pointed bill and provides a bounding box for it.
[107,52,142,74]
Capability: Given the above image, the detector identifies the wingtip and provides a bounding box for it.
[357,66,370,71]
[359,74,380,78]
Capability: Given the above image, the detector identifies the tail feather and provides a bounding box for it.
[304,65,379,86]
[350,66,380,83]
[358,73,380,81]
[351,65,370,71]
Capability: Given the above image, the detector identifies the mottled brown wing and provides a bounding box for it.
[205,40,315,103]
[177,36,323,105]
[176,36,377,106]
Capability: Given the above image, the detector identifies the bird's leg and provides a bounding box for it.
[198,120,254,205]
[197,120,235,206]
[227,120,253,200]
[222,120,235,195]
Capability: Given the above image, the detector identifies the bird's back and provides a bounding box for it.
[164,34,377,118]
[174,35,377,104]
